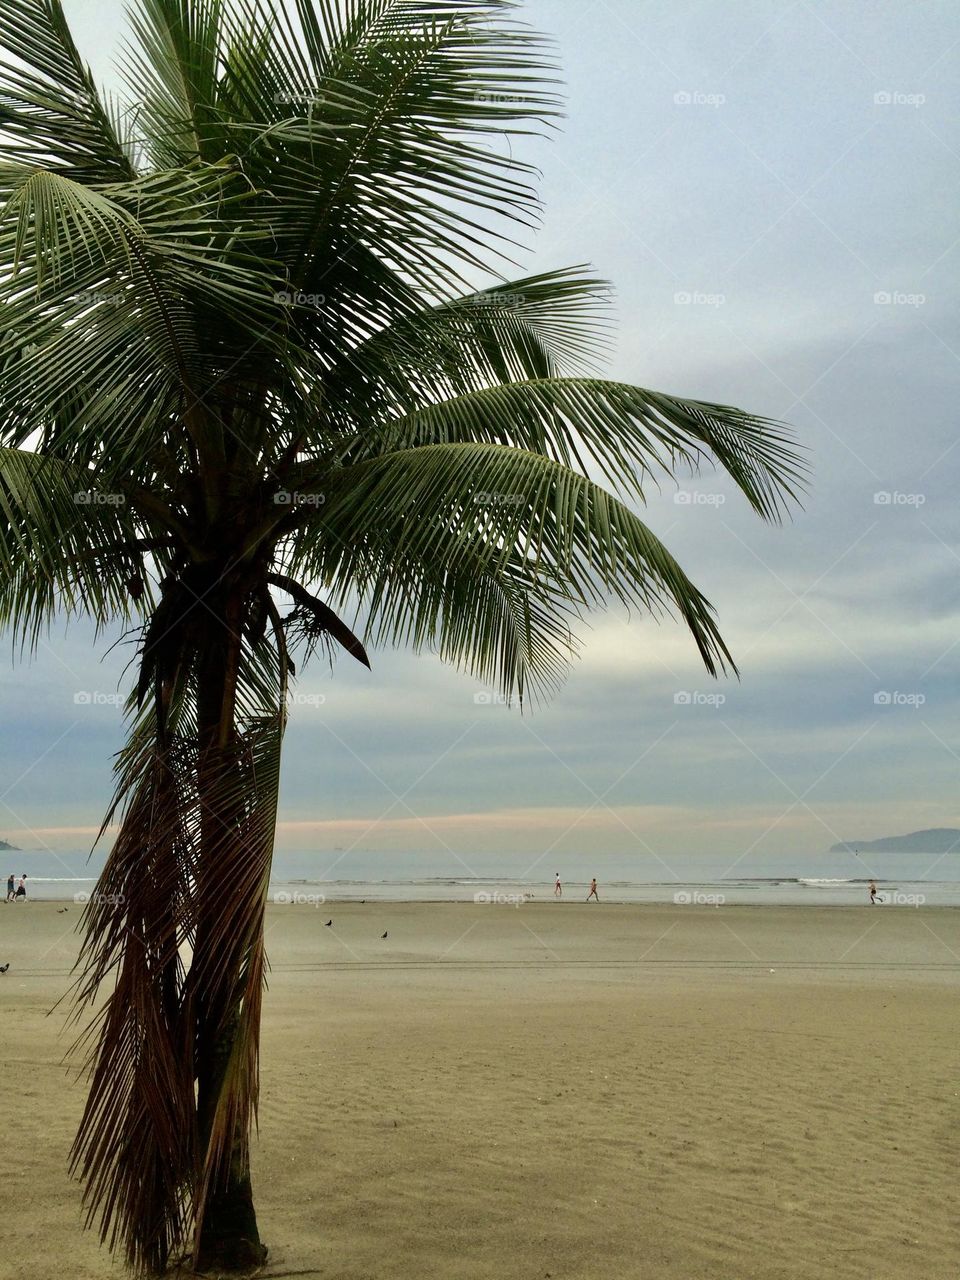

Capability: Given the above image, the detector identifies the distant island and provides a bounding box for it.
[0,839,19,851]
[830,828,960,853]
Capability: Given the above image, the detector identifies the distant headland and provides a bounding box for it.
[830,828,960,854]
[0,839,19,851]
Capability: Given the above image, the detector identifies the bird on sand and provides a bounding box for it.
[324,919,333,927]
[380,931,388,939]
[0,964,9,973]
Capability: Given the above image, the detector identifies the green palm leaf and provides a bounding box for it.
[0,0,132,180]
[291,440,737,690]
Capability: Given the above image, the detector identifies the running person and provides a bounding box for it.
[554,873,562,898]
[869,880,882,905]
[587,877,599,902]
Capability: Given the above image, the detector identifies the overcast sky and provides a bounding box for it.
[3,0,959,873]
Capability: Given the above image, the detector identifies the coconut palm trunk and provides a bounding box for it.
[0,0,805,1271]
[191,587,267,1270]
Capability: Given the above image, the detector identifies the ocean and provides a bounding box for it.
[7,848,960,906]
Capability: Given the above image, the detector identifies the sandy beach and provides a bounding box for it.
[2,901,959,1280]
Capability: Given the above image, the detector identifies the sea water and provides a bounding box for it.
[11,848,960,906]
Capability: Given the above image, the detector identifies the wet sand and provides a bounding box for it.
[2,901,959,1279]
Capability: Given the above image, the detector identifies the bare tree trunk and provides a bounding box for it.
[191,581,268,1272]
[194,1007,264,1271]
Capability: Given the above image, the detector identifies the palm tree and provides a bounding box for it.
[0,0,804,1271]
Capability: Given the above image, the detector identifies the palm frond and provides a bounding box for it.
[364,378,807,520]
[0,447,153,647]
[70,639,286,1273]
[322,267,614,426]
[289,440,739,682]
[0,0,133,180]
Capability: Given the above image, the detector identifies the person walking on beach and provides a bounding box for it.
[587,877,599,902]
[13,874,26,901]
[869,880,882,905]
[4,874,13,902]
[554,873,562,898]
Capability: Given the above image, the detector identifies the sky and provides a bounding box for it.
[2,0,959,874]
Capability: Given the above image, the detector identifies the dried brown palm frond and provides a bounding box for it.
[68,636,287,1273]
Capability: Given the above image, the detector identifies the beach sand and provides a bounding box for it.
[1,900,959,1280]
